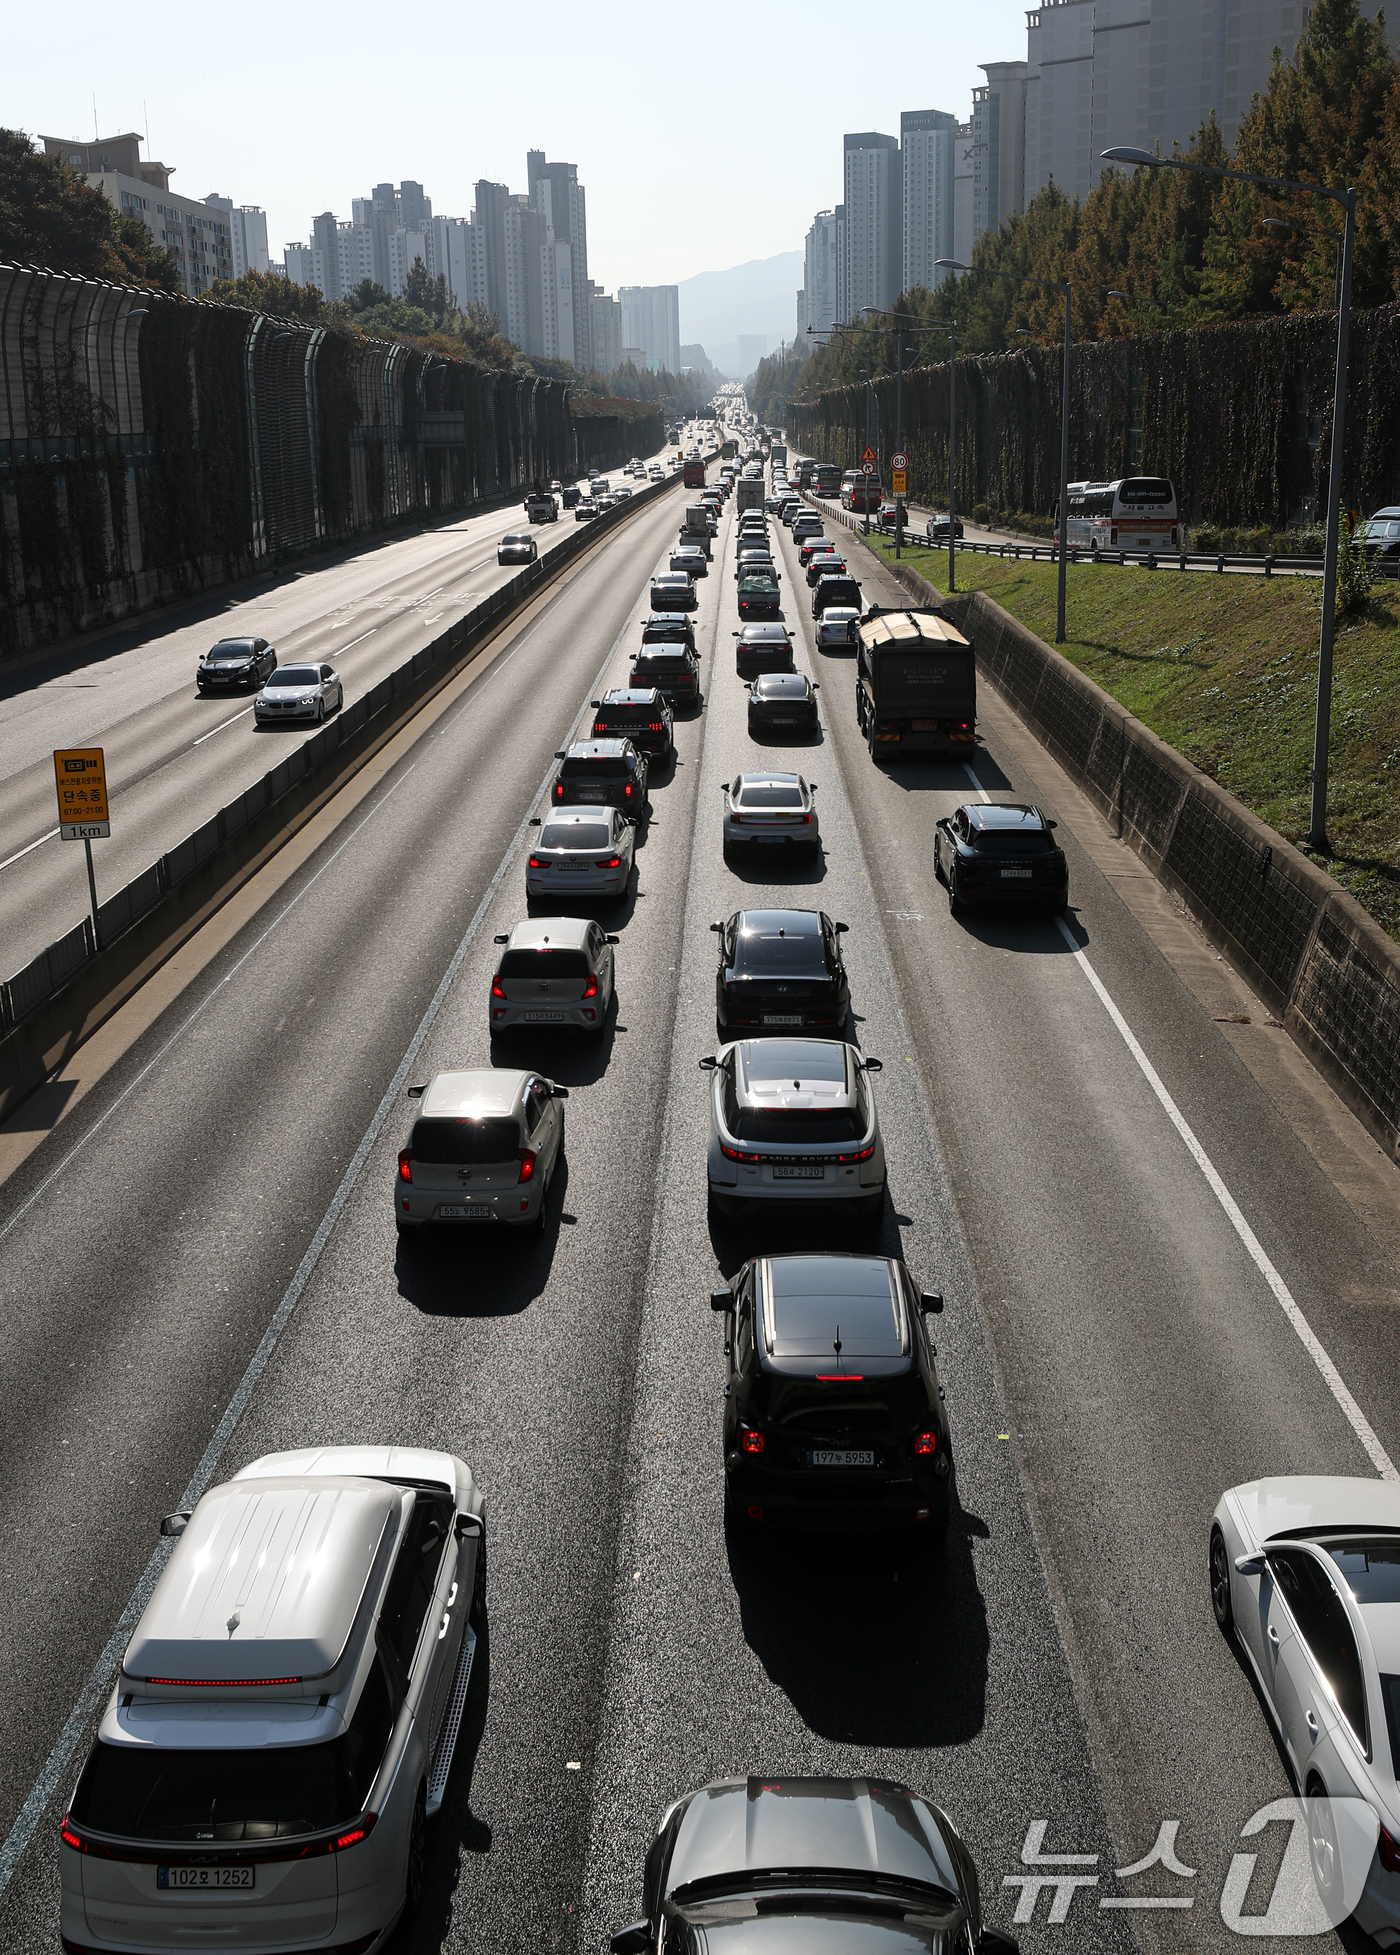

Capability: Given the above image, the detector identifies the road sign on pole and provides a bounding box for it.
[891,452,908,471]
[861,445,877,467]
[861,462,877,477]
[891,468,907,494]
[55,746,109,950]
[54,748,110,839]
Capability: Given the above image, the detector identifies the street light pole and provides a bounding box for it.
[938,258,1072,641]
[947,318,957,593]
[1102,144,1356,852]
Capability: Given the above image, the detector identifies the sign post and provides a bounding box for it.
[890,451,908,558]
[53,747,110,950]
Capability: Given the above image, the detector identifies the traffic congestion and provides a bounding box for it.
[6,397,1400,1955]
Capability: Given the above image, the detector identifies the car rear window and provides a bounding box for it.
[540,823,610,850]
[410,1116,519,1163]
[763,1369,928,1431]
[755,676,808,697]
[1324,1540,1400,1602]
[732,1107,862,1144]
[499,948,590,977]
[636,654,690,673]
[739,784,804,808]
[562,756,628,779]
[732,934,825,975]
[971,829,1053,856]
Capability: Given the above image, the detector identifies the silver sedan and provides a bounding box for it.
[254,662,343,725]
[722,772,820,860]
[526,808,635,901]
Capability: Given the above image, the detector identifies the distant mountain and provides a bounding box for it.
[678,253,804,377]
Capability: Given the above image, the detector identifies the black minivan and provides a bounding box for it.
[713,1252,952,1540]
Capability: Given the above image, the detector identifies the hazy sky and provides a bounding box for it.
[9,0,1028,290]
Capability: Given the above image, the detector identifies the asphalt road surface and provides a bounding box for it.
[0,445,1396,1955]
[0,438,677,978]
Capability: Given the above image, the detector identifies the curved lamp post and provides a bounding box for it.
[1102,144,1355,852]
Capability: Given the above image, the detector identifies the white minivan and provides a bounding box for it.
[60,1446,485,1954]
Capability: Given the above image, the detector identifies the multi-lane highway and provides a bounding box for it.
[0,445,671,978]
[1,433,1398,1954]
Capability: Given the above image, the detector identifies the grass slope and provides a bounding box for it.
[862,535,1400,943]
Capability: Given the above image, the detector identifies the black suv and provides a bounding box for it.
[197,636,277,694]
[550,738,649,821]
[640,612,697,653]
[713,1253,952,1538]
[713,907,850,1036]
[590,687,675,763]
[812,573,862,619]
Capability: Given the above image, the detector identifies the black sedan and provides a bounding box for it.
[934,802,1068,916]
[747,672,819,738]
[610,1775,1016,1955]
[651,572,697,613]
[733,623,794,677]
[714,1253,951,1537]
[497,531,539,565]
[197,636,277,694]
[713,908,849,1037]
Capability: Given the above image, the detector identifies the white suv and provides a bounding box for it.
[60,1446,485,1954]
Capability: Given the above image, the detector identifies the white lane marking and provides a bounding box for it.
[0,828,59,874]
[961,761,1396,1481]
[423,614,443,626]
[0,502,666,1899]
[335,627,378,654]
[193,704,256,746]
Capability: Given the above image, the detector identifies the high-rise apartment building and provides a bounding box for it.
[843,132,902,319]
[430,215,489,313]
[588,284,623,374]
[952,122,975,269]
[527,151,590,369]
[619,286,680,374]
[42,131,235,296]
[900,110,958,293]
[473,180,512,326]
[971,63,1027,244]
[205,196,270,280]
[502,196,548,356]
[802,207,845,337]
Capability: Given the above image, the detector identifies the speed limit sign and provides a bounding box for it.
[891,452,908,471]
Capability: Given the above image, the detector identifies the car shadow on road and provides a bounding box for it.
[395,1157,574,1316]
[527,871,642,927]
[395,1614,493,1953]
[726,1497,990,1746]
[870,751,1014,796]
[722,849,828,888]
[490,992,623,1088]
[708,1188,896,1273]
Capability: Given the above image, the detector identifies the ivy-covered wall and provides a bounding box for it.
[0,261,658,658]
[790,304,1400,528]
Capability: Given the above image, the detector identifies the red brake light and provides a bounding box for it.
[516,1148,537,1184]
[491,974,506,999]
[528,855,546,869]
[595,855,621,868]
[553,782,563,798]
[1380,1824,1400,1874]
[835,1143,876,1164]
[817,1373,864,1382]
[719,1141,761,1163]
[61,1819,83,1852]
[740,1425,764,1454]
[329,1812,379,1853]
[582,974,598,999]
[914,1429,938,1455]
[398,1150,413,1184]
[624,781,633,796]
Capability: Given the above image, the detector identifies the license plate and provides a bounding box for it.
[437,1204,492,1220]
[768,716,796,724]
[912,719,940,732]
[752,832,789,843]
[808,1450,874,1468]
[762,1014,803,1026]
[772,1164,824,1180]
[1000,868,1033,878]
[576,788,606,801]
[561,859,590,870]
[522,1010,564,1022]
[158,1867,254,1891]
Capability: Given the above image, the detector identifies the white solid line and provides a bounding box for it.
[0,505,654,1899]
[192,704,255,746]
[423,614,443,626]
[963,760,1397,1481]
[0,827,59,874]
[336,627,378,654]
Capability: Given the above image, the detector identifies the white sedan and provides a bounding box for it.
[254,662,343,725]
[1210,1476,1400,1941]
[816,606,861,649]
[722,772,820,861]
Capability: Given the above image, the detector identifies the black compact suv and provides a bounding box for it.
[550,739,649,821]
[590,687,675,763]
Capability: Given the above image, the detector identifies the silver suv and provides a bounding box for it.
[61,1447,485,1954]
[702,1037,886,1228]
[396,1068,567,1235]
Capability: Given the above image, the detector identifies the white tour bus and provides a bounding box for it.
[1063,477,1179,554]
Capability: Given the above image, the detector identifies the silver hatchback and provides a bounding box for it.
[490,915,618,1038]
[526,808,635,901]
[702,1037,886,1226]
[396,1068,566,1235]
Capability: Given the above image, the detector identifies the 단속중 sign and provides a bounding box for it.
[54,748,110,839]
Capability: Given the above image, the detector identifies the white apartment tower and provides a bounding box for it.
[842,132,902,319]
[205,195,270,279]
[900,110,958,293]
[802,208,845,338]
[971,63,1027,244]
[618,286,680,374]
[953,122,975,268]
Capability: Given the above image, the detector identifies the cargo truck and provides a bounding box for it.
[680,504,715,559]
[736,476,765,513]
[854,608,976,760]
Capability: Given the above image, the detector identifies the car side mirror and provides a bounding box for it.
[606,933,621,945]
[611,1928,652,1955]
[454,1511,483,1541]
[1046,819,1058,830]
[698,1054,718,1070]
[552,1085,570,1099]
[407,1084,426,1099]
[811,682,820,689]
[710,921,723,932]
[834,921,849,934]
[808,781,818,790]
[710,1288,733,1312]
[920,1290,944,1315]
[160,1510,193,1538]
[493,934,509,946]
[1235,1552,1266,1575]
[862,1057,883,1072]
[590,699,601,709]
[554,750,567,760]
